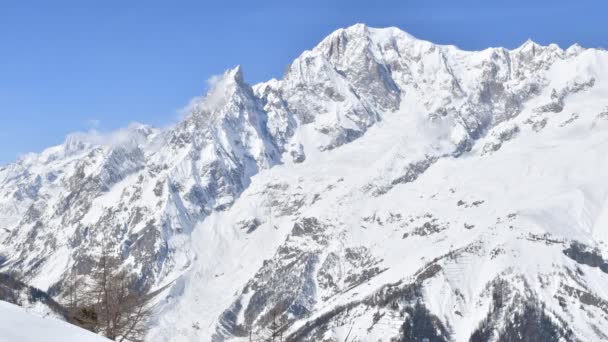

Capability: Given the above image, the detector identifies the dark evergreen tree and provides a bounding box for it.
[497,300,562,342]
[469,316,493,342]
[399,301,449,342]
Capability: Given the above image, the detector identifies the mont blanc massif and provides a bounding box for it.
[2,24,608,342]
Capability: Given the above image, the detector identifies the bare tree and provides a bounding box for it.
[259,309,288,342]
[70,239,153,342]
[66,269,83,310]
[66,268,99,332]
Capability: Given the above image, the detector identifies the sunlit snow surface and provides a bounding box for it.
[0,301,109,342]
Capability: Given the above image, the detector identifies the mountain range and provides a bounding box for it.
[1,23,608,341]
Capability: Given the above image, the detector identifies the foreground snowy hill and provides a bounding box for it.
[2,24,608,341]
[0,300,109,342]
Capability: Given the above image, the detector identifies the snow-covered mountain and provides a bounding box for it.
[2,24,608,341]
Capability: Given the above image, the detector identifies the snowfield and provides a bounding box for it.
[2,24,608,341]
[0,300,109,342]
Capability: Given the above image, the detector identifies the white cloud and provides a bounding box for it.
[64,123,155,152]
[86,118,101,129]
[62,68,240,157]
[206,74,222,89]
[177,69,237,121]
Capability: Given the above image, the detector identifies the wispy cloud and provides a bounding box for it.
[176,70,236,120]
[65,123,154,151]
[86,118,101,129]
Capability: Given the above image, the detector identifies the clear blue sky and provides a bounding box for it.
[1,0,606,165]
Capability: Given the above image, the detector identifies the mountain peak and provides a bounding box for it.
[224,65,244,84]
[343,22,369,34]
[186,65,251,118]
[516,38,542,53]
[309,23,420,67]
[325,23,418,46]
[566,43,584,56]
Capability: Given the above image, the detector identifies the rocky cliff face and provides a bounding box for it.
[2,24,608,341]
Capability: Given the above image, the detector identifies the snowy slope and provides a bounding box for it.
[0,300,109,342]
[2,24,608,341]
